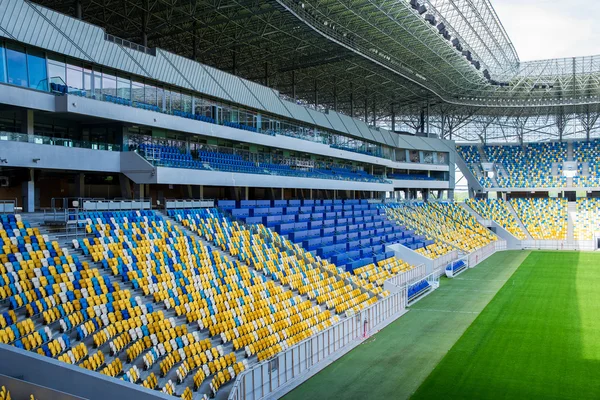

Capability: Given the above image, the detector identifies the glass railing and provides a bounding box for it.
[0,131,122,151]
[46,82,393,160]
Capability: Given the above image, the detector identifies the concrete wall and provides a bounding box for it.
[0,345,172,400]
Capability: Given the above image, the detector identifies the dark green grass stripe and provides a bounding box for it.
[283,250,530,400]
[412,251,600,400]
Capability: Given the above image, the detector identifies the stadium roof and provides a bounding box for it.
[32,0,600,142]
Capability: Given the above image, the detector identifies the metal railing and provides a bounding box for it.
[383,264,427,288]
[0,131,121,151]
[520,239,594,251]
[0,200,16,214]
[164,199,215,209]
[228,287,407,400]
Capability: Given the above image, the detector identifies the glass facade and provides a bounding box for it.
[5,44,27,87]
[0,39,450,165]
[27,49,47,91]
[0,43,6,84]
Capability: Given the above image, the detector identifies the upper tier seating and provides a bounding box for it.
[466,199,527,239]
[510,198,567,239]
[485,143,567,188]
[384,202,496,253]
[456,146,492,188]
[574,198,600,240]
[136,144,387,183]
[573,140,600,187]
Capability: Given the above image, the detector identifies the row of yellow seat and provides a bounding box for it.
[511,198,567,239]
[466,198,527,239]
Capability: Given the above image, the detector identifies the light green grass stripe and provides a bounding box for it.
[283,250,530,400]
[413,251,600,400]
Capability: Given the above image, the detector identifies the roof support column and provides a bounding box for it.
[141,0,148,47]
[232,49,237,76]
[372,98,376,126]
[364,95,368,124]
[333,83,338,111]
[74,0,82,19]
[192,21,197,61]
[265,62,270,87]
[391,103,395,132]
[420,109,425,135]
[314,80,318,107]
[291,70,296,100]
[349,84,354,117]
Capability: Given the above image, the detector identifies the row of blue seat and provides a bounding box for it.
[408,279,431,301]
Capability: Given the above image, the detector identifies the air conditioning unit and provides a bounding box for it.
[0,177,8,187]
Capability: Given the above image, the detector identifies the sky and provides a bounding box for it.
[491,0,600,61]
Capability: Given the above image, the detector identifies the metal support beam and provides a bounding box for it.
[74,0,82,19]
[265,62,270,87]
[391,103,395,132]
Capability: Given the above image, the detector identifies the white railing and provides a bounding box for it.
[0,200,15,213]
[164,199,215,209]
[467,240,505,268]
[430,250,459,273]
[81,199,152,211]
[384,263,427,288]
[227,288,407,400]
[520,239,594,251]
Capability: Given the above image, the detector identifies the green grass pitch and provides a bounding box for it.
[284,251,600,400]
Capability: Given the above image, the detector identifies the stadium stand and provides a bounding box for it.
[456,146,493,188]
[466,199,527,239]
[204,199,426,272]
[573,140,600,187]
[484,143,567,188]
[574,198,600,240]
[384,202,496,252]
[510,198,567,240]
[136,143,388,183]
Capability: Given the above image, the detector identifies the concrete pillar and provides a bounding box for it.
[281,188,285,200]
[245,187,249,201]
[75,173,85,198]
[119,174,132,199]
[22,169,35,212]
[21,109,34,139]
[200,185,204,199]
[75,0,82,19]
[133,183,144,200]
[187,185,193,198]
[310,189,313,200]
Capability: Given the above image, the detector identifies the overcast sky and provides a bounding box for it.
[491,0,600,61]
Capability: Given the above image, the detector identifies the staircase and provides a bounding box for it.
[477,146,489,162]
[551,163,559,176]
[582,162,590,177]
[567,141,574,161]
[567,201,576,242]
[506,201,533,239]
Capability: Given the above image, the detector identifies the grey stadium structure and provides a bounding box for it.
[0,0,600,399]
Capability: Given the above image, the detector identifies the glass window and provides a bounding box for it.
[0,43,6,83]
[66,63,83,89]
[157,87,164,110]
[396,149,407,162]
[182,93,192,113]
[27,49,47,91]
[131,81,144,103]
[117,77,130,100]
[93,72,102,99]
[171,91,181,111]
[410,150,420,163]
[6,44,28,87]
[423,151,433,164]
[102,72,116,97]
[48,57,66,85]
[145,84,157,107]
[83,67,93,92]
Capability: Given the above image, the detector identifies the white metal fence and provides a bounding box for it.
[383,263,427,288]
[520,240,594,251]
[467,241,506,268]
[164,199,215,209]
[81,199,152,211]
[228,288,407,400]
